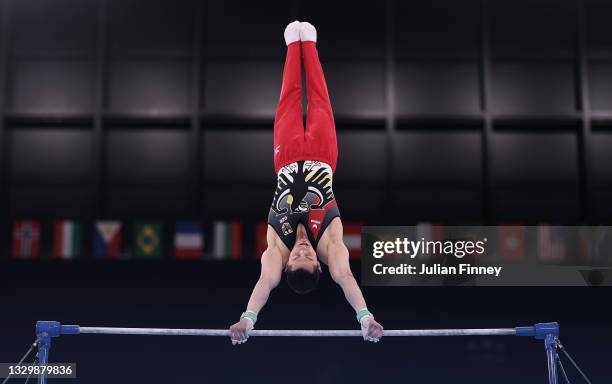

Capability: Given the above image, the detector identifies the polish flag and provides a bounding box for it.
[343,223,362,259]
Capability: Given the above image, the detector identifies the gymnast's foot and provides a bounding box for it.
[299,21,317,43]
[284,20,301,46]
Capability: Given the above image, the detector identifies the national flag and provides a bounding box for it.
[94,221,122,259]
[53,220,81,259]
[538,225,566,262]
[415,222,445,259]
[213,221,243,260]
[578,227,612,262]
[497,225,525,261]
[12,221,41,258]
[174,222,203,259]
[254,221,268,257]
[135,222,162,258]
[343,223,362,259]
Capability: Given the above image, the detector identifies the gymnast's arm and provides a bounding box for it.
[245,235,284,313]
[228,227,285,344]
[318,218,366,309]
[319,218,384,342]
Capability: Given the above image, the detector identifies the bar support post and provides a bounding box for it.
[545,333,559,384]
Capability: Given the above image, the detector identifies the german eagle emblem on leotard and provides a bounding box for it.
[271,161,335,216]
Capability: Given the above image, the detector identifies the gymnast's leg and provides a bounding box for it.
[301,23,338,172]
[273,21,305,174]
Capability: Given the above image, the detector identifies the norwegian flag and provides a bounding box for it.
[13,221,41,258]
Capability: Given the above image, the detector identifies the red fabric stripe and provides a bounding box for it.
[175,249,201,259]
[12,222,21,258]
[108,232,122,259]
[53,222,62,259]
[32,222,41,258]
[343,223,362,235]
[231,222,243,260]
[254,222,268,258]
[12,222,21,257]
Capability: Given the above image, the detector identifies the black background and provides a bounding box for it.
[1,0,611,382]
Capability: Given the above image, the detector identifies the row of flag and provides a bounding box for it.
[414,223,611,263]
[10,220,364,260]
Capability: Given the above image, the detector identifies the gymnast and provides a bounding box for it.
[229,21,383,345]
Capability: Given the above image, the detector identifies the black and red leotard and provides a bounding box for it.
[267,41,340,250]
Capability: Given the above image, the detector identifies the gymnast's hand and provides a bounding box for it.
[360,315,384,343]
[229,317,254,345]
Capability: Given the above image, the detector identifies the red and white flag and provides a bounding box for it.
[538,225,566,262]
[13,221,41,258]
[174,222,203,259]
[497,225,525,261]
[343,223,362,259]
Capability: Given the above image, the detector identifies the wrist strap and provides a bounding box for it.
[241,310,258,325]
[356,308,372,323]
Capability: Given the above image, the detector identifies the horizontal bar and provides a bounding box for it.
[78,327,516,337]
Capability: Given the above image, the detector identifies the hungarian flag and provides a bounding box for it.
[174,222,203,259]
[343,223,362,259]
[213,221,243,260]
[12,221,41,258]
[94,221,122,259]
[497,225,525,261]
[53,220,81,259]
[135,222,162,258]
[254,221,268,257]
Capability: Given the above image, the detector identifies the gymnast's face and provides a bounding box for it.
[287,239,320,273]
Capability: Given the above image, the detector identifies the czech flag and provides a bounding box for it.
[94,221,122,259]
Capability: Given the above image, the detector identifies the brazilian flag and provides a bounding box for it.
[134,222,162,258]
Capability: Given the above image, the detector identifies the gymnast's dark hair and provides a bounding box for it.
[286,266,320,294]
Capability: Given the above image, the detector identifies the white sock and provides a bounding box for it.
[284,20,301,46]
[299,22,317,43]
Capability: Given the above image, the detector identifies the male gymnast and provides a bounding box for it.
[229,21,384,345]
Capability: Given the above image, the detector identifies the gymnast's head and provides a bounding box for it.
[285,231,321,294]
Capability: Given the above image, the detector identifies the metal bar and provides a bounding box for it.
[78,327,516,337]
[36,321,559,384]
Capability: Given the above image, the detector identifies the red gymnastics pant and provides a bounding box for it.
[273,41,338,174]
